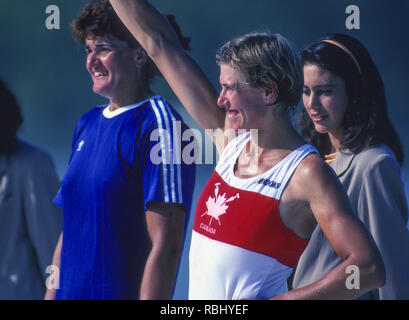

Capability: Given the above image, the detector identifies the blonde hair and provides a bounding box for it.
[216,33,302,112]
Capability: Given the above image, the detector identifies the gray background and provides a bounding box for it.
[1,0,408,299]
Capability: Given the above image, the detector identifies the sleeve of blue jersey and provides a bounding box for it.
[141,97,196,212]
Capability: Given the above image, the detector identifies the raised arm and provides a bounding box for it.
[276,156,385,299]
[109,0,224,132]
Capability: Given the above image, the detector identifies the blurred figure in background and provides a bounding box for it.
[0,79,62,299]
[292,33,409,299]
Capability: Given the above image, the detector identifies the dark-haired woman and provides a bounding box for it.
[44,0,195,300]
[292,33,409,299]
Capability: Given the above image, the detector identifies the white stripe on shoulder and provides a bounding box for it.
[157,99,178,203]
[150,97,184,203]
[150,98,170,202]
[157,99,183,204]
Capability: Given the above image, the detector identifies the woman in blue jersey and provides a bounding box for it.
[291,33,409,299]
[108,0,387,299]
[45,0,195,300]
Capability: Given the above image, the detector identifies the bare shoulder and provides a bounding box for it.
[293,153,333,182]
[296,152,325,172]
[279,153,327,238]
[290,153,343,200]
[279,153,330,209]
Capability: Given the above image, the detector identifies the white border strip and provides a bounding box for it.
[150,98,170,202]
[157,99,183,203]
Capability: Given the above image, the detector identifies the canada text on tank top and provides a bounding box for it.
[189,132,318,299]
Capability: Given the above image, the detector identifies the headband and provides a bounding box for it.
[322,39,362,74]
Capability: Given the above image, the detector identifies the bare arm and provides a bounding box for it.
[109,0,224,132]
[44,232,63,300]
[275,156,385,300]
[140,202,186,299]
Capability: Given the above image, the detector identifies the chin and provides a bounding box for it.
[92,86,111,99]
[228,117,246,130]
[313,124,330,135]
[231,124,247,133]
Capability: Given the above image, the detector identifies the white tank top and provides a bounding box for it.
[189,132,318,299]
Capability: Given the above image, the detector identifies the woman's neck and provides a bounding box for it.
[109,87,154,111]
[328,129,344,153]
[255,111,305,152]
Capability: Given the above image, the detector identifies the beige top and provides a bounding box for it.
[292,144,409,299]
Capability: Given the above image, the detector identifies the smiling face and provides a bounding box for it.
[217,64,269,131]
[302,64,349,140]
[85,35,143,103]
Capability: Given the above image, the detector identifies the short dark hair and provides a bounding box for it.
[216,32,303,113]
[0,80,23,153]
[71,0,191,80]
[298,33,404,165]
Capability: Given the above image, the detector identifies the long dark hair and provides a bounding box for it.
[298,33,404,165]
[0,80,23,154]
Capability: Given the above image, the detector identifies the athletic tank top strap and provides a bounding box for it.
[219,132,251,162]
[273,144,318,199]
[215,132,251,176]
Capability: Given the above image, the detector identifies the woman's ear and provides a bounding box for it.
[133,46,149,67]
[265,82,279,106]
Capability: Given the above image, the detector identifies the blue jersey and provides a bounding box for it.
[54,96,195,299]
